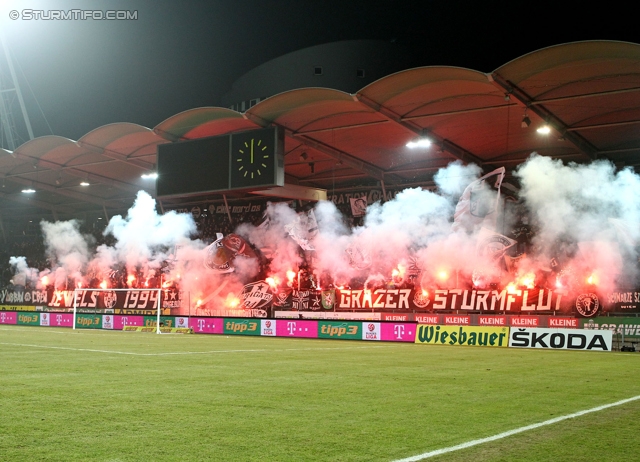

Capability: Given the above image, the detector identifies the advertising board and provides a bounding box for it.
[509,328,612,351]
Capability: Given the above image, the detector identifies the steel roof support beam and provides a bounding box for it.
[79,141,156,170]
[7,176,126,209]
[0,190,74,214]
[489,72,598,160]
[355,93,485,166]
[244,112,385,181]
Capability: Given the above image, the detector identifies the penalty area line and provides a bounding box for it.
[393,394,640,462]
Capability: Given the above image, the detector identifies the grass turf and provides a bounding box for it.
[0,325,638,461]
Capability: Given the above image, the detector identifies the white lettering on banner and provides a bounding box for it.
[434,289,561,311]
[509,328,612,351]
[339,289,411,309]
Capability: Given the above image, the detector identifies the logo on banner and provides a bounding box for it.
[509,328,611,351]
[40,312,49,326]
[103,291,118,309]
[575,293,599,317]
[273,290,291,308]
[261,319,275,336]
[393,325,405,339]
[292,290,310,310]
[55,314,63,325]
[239,281,273,310]
[413,290,430,308]
[176,317,188,328]
[103,315,114,329]
[321,290,335,309]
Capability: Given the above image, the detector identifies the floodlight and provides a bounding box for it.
[406,138,432,149]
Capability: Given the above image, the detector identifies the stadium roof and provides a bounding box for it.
[1,40,639,221]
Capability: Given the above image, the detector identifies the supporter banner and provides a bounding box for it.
[0,289,47,305]
[143,316,176,328]
[223,318,260,335]
[275,320,317,338]
[581,317,640,339]
[45,288,182,311]
[75,314,102,329]
[509,328,612,351]
[190,317,224,334]
[17,312,39,326]
[0,311,17,324]
[416,325,509,347]
[381,322,416,342]
[50,313,73,327]
[362,322,381,340]
[318,321,360,340]
[603,290,640,312]
[114,315,144,329]
[548,317,578,328]
[1,305,36,312]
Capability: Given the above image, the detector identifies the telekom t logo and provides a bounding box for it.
[56,314,63,325]
[394,325,405,339]
[197,319,206,331]
[0,313,5,323]
[122,317,128,326]
[287,322,297,335]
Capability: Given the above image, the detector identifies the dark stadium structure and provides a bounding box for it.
[2,40,640,321]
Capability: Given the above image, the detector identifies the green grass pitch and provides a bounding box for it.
[1,325,639,461]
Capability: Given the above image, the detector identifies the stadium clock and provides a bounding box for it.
[230,127,283,190]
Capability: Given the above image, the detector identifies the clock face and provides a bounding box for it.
[236,137,270,179]
[230,128,281,190]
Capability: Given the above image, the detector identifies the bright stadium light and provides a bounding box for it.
[406,138,432,149]
[536,125,551,135]
[80,181,90,186]
[21,188,35,193]
[141,172,158,179]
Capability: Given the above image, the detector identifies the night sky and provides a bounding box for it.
[1,0,638,144]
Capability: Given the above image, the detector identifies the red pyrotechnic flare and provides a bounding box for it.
[286,270,296,284]
[127,274,136,284]
[99,280,108,289]
[266,276,279,289]
[41,276,49,286]
[437,270,448,281]
[226,295,240,308]
[586,274,598,286]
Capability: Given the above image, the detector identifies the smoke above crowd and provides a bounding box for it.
[8,154,640,310]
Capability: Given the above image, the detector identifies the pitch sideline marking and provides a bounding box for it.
[393,394,640,462]
[0,341,396,356]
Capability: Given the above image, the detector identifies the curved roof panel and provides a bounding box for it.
[2,40,639,220]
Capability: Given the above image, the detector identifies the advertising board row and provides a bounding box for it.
[0,311,616,351]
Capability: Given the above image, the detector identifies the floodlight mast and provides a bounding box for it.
[0,34,35,151]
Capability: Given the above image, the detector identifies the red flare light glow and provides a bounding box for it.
[41,276,48,286]
[99,280,108,289]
